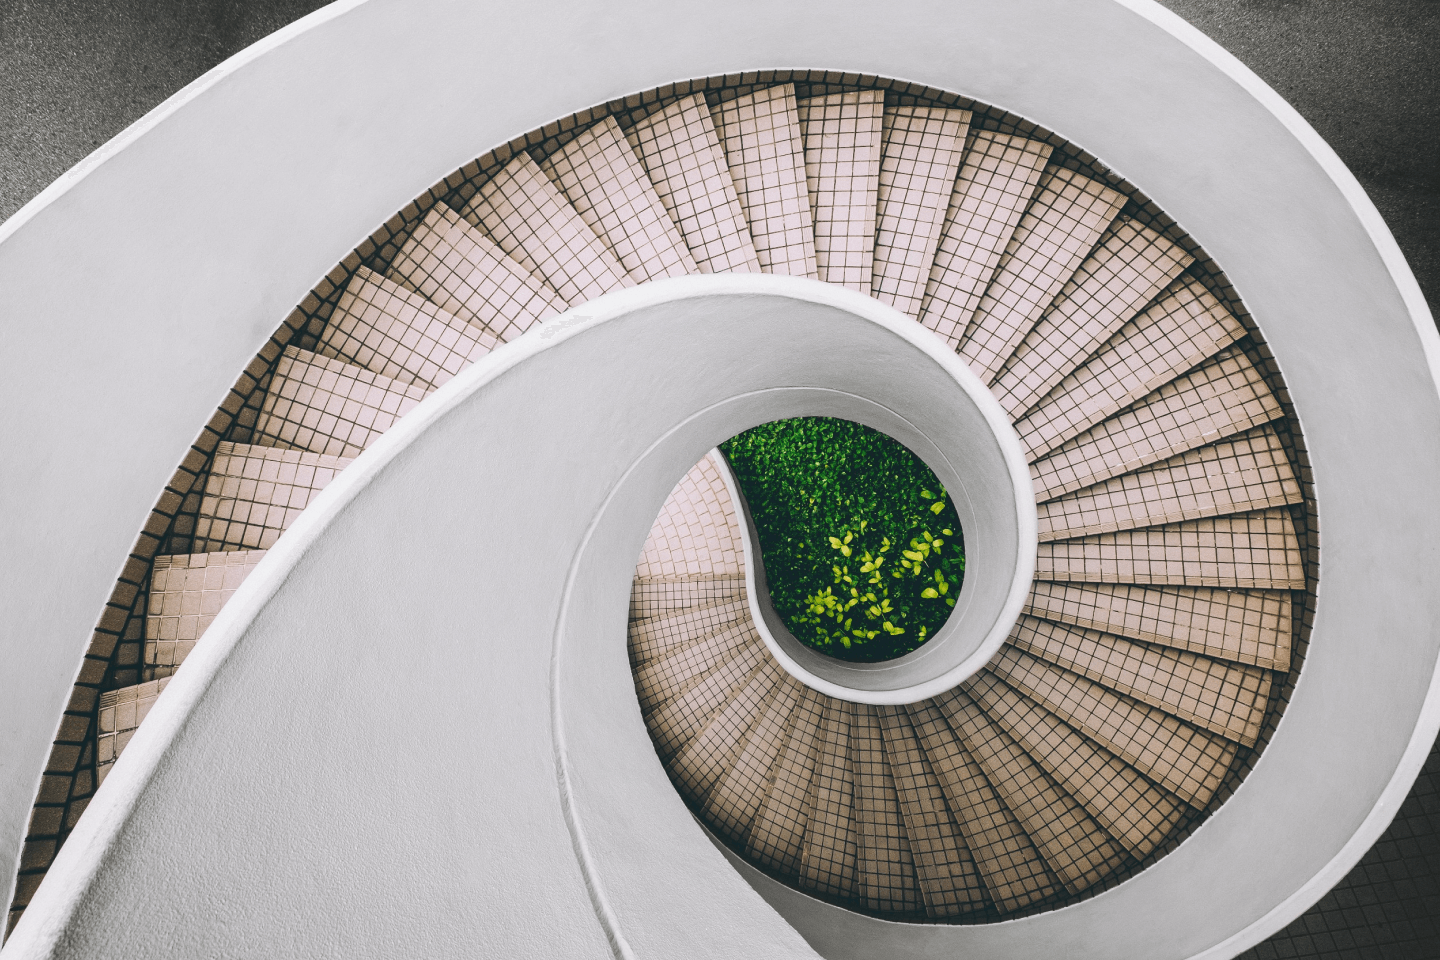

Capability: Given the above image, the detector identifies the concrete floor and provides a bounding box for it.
[1,1,1437,957]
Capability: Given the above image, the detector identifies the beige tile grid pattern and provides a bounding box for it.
[869,105,972,318]
[957,167,1127,383]
[670,660,787,804]
[95,677,172,786]
[711,84,819,278]
[702,674,806,845]
[797,91,884,291]
[633,619,758,715]
[850,704,922,913]
[253,347,430,459]
[746,688,826,879]
[144,550,265,680]
[628,598,750,665]
[627,575,746,621]
[192,443,350,553]
[459,152,630,305]
[798,699,860,899]
[635,456,745,578]
[628,92,762,275]
[644,627,770,761]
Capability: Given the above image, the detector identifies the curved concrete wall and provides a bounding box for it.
[1,0,1436,957]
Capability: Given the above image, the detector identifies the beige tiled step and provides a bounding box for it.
[906,700,1060,913]
[96,677,171,785]
[254,347,429,459]
[193,443,351,552]
[938,689,1127,895]
[635,455,744,579]
[963,671,1184,860]
[1016,276,1248,461]
[388,205,564,341]
[798,698,860,900]
[870,105,972,319]
[1035,424,1303,541]
[629,93,761,275]
[1024,582,1293,671]
[1006,615,1272,745]
[798,90,884,292]
[460,153,629,306]
[1035,507,1306,589]
[746,688,826,880]
[633,620,757,713]
[542,115,698,282]
[712,85,818,278]
[958,167,1127,383]
[704,674,804,843]
[983,648,1236,807]
[627,597,750,664]
[1030,347,1284,501]
[990,219,1195,417]
[318,266,494,389]
[670,660,786,803]
[850,704,922,913]
[144,550,265,681]
[627,575,745,620]
[877,705,988,918]
[643,628,769,760]
[918,131,1053,349]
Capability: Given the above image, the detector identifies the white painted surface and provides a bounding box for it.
[0,0,1435,957]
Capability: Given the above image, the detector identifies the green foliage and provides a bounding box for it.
[720,417,966,663]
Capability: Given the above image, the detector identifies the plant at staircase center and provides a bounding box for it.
[720,417,965,663]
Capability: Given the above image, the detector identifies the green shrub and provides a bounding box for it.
[720,417,965,663]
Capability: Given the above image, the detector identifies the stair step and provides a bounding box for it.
[1036,424,1302,541]
[388,205,564,341]
[255,347,430,459]
[645,628,769,759]
[144,550,265,680]
[877,705,988,918]
[963,674,1184,860]
[635,455,744,579]
[1016,276,1247,461]
[938,689,1127,895]
[991,219,1195,417]
[745,687,827,880]
[850,704,922,913]
[1030,346,1283,501]
[1024,582,1293,671]
[460,152,629,306]
[633,620,756,713]
[628,93,761,275]
[194,443,351,552]
[95,677,172,785]
[711,84,818,278]
[918,131,1053,349]
[671,660,786,803]
[1007,615,1271,745]
[870,105,972,319]
[958,167,1126,383]
[797,90,884,291]
[1035,507,1305,589]
[541,115,697,282]
[627,575,745,620]
[627,597,749,664]
[318,266,494,390]
[907,700,1060,913]
[704,675,804,843]
[983,650,1235,807]
[797,699,860,900]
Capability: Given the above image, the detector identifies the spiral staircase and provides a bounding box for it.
[2,3,1436,958]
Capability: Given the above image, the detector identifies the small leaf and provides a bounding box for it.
[930,501,945,514]
[920,489,934,499]
[921,587,939,598]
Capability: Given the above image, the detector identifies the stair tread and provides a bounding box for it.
[633,619,756,712]
[1036,424,1302,541]
[95,676,173,783]
[746,687,827,879]
[627,597,750,664]
[1030,346,1283,501]
[871,104,972,319]
[712,84,818,278]
[542,115,698,282]
[318,266,493,390]
[1017,276,1247,461]
[671,660,787,803]
[194,443,351,553]
[627,575,746,620]
[878,704,989,918]
[635,455,745,579]
[850,704,922,913]
[705,675,805,842]
[461,152,629,306]
[992,219,1195,418]
[797,90,884,292]
[1024,581,1293,671]
[1035,507,1306,589]
[918,131,1053,349]
[797,698,860,900]
[145,550,266,680]
[645,632,769,759]
[958,166,1127,383]
[388,206,564,341]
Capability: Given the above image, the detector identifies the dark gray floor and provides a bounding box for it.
[1,2,1437,957]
